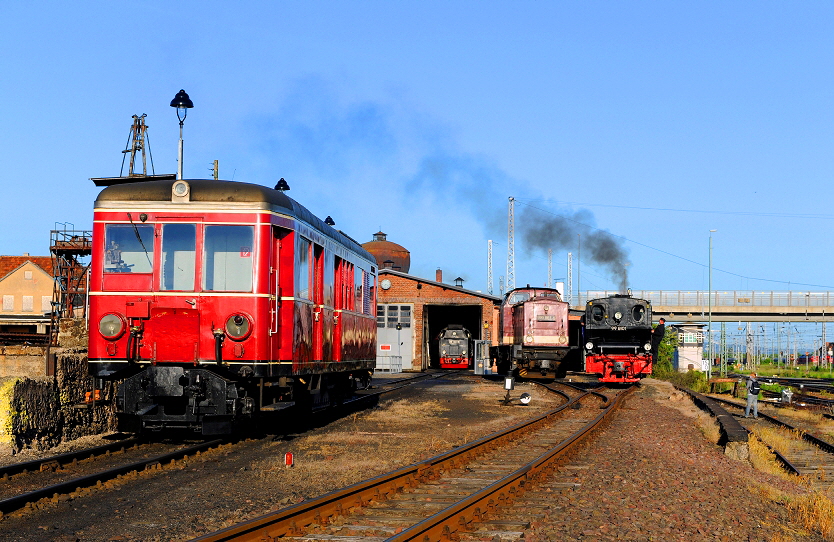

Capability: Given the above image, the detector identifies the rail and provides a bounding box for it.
[193,383,630,541]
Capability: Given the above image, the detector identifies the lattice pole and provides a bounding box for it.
[487,240,494,296]
[547,249,552,288]
[567,252,573,306]
[506,197,515,292]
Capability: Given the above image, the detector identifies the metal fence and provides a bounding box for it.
[580,291,834,309]
[375,355,403,373]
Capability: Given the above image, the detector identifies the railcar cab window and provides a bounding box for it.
[591,305,605,322]
[631,305,645,322]
[161,224,196,291]
[104,225,153,273]
[203,225,254,292]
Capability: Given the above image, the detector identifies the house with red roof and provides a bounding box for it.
[0,254,54,340]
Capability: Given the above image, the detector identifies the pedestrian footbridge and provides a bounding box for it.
[576,291,834,323]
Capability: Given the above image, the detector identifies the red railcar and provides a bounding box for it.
[583,294,653,383]
[89,178,376,435]
[490,287,571,377]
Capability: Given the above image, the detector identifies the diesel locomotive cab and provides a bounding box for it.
[583,294,654,383]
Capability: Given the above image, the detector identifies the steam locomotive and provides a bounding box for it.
[88,177,377,435]
[582,294,653,383]
[437,325,473,369]
[491,286,571,377]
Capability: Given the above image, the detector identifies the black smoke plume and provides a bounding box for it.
[519,206,630,292]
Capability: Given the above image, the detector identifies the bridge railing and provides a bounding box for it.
[579,291,834,309]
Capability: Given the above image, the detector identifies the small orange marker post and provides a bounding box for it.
[285,452,294,467]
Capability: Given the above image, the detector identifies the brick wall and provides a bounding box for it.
[379,273,500,371]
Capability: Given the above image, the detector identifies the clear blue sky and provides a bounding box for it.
[2,2,834,298]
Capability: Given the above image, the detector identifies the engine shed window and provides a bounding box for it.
[104,224,154,274]
[161,224,196,291]
[591,305,605,322]
[203,225,254,292]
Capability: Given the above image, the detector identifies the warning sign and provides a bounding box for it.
[380,344,392,351]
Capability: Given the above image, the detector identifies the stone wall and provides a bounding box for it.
[0,318,116,453]
[0,345,47,378]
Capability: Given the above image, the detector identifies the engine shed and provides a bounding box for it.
[375,269,502,371]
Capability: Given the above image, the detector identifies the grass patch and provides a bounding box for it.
[748,433,800,481]
[787,492,834,541]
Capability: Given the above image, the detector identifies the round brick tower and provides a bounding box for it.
[362,231,410,273]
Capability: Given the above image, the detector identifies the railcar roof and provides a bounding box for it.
[94,178,374,262]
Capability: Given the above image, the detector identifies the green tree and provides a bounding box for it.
[653,327,678,378]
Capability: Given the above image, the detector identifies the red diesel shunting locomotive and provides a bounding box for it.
[88,178,376,435]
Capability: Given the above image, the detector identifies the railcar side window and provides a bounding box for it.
[355,268,364,312]
[104,225,154,273]
[296,237,311,300]
[161,224,196,291]
[203,225,254,292]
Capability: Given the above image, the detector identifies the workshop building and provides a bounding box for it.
[375,268,501,372]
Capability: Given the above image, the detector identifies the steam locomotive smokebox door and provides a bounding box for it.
[144,308,200,361]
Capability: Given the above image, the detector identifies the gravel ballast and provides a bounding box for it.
[0,375,823,541]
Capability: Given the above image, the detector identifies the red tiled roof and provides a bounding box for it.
[0,256,54,280]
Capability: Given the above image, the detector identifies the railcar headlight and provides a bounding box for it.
[585,341,594,350]
[99,314,125,339]
[644,342,652,351]
[225,313,252,340]
[442,350,446,355]
[614,311,623,321]
[525,335,533,343]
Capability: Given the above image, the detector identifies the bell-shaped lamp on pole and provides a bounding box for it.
[170,89,194,179]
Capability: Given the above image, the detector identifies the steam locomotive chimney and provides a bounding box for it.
[436,268,442,283]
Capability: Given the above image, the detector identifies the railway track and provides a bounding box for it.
[0,371,453,518]
[193,382,632,541]
[0,439,225,517]
[709,395,834,489]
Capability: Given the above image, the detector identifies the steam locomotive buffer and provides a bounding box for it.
[88,177,377,435]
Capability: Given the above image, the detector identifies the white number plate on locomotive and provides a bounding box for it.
[536,315,557,321]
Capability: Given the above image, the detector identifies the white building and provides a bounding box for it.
[673,323,706,372]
